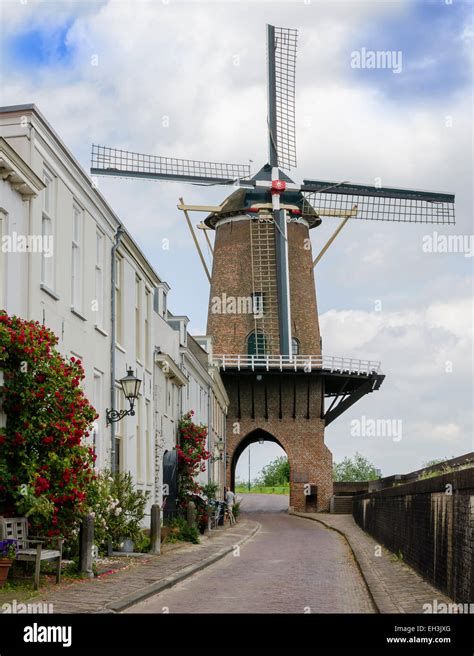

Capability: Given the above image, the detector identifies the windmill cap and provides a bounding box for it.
[204,186,322,229]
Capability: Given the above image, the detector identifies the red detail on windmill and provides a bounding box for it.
[271,179,286,195]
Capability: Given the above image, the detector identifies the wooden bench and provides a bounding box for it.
[0,517,63,590]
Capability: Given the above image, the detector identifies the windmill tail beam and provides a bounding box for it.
[178,197,211,283]
[312,206,357,268]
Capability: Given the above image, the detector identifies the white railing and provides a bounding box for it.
[213,354,381,375]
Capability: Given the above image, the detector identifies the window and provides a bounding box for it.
[145,400,151,484]
[95,231,104,328]
[145,288,151,366]
[162,291,167,317]
[291,337,300,356]
[0,211,6,308]
[251,292,264,316]
[135,276,142,361]
[115,256,122,344]
[247,331,267,356]
[71,204,83,310]
[115,385,123,471]
[41,170,54,288]
[93,371,102,465]
[136,399,142,482]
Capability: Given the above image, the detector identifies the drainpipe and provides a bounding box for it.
[153,346,161,504]
[110,225,125,473]
[207,386,212,485]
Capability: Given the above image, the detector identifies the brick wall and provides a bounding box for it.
[224,371,333,512]
[207,218,321,355]
[352,469,474,602]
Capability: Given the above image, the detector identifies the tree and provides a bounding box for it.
[0,312,97,538]
[333,452,379,482]
[257,456,290,486]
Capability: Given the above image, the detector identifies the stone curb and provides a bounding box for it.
[105,522,261,613]
[289,511,385,613]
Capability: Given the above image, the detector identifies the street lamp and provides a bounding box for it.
[210,437,225,463]
[106,367,142,425]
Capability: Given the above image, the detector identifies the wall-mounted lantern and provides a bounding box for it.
[106,367,142,425]
[210,437,225,463]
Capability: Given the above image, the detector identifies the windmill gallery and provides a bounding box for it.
[90,25,455,513]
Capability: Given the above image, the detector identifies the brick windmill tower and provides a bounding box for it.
[91,26,455,512]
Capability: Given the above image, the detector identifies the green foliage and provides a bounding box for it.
[422,457,453,468]
[165,516,200,544]
[176,411,211,532]
[0,312,97,539]
[202,482,219,501]
[333,452,379,482]
[232,500,241,519]
[85,470,149,552]
[235,484,289,495]
[134,531,151,553]
[256,456,290,486]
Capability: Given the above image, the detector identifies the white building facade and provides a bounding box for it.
[0,104,227,517]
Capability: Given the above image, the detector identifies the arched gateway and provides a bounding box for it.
[229,426,330,513]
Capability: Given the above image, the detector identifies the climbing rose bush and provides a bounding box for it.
[0,312,97,538]
[176,411,210,530]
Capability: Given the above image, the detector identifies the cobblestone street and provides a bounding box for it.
[127,495,375,614]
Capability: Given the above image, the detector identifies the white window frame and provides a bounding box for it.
[93,370,103,467]
[145,400,151,485]
[41,169,55,290]
[71,203,83,312]
[95,230,105,329]
[135,275,142,362]
[136,399,143,483]
[115,255,123,345]
[0,210,6,309]
[145,287,151,368]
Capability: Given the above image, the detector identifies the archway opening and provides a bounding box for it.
[232,429,289,512]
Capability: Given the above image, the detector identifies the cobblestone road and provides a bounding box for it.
[127,495,375,614]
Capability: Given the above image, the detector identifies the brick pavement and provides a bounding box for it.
[293,512,455,613]
[24,519,258,614]
[126,511,375,613]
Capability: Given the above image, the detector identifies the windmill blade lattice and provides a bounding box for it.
[268,25,298,170]
[301,180,455,224]
[91,144,251,185]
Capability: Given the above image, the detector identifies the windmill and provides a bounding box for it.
[91,24,455,358]
[91,25,455,511]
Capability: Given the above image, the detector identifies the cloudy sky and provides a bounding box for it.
[1,0,472,481]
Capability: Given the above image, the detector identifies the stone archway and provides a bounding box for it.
[226,417,333,513]
[229,428,286,491]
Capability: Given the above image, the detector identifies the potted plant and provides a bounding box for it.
[0,539,17,587]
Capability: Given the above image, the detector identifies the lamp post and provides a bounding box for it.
[106,367,142,425]
[248,445,251,491]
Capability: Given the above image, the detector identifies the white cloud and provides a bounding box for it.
[1,0,472,475]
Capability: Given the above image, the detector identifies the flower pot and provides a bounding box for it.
[0,558,13,587]
[118,538,135,553]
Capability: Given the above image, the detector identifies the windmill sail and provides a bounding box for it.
[267,25,298,170]
[91,144,251,185]
[301,180,455,224]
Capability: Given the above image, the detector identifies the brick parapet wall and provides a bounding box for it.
[352,469,474,602]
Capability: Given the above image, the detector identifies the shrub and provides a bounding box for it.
[0,312,97,539]
[202,482,219,501]
[85,470,149,553]
[164,516,200,544]
[232,500,241,519]
[176,411,211,532]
